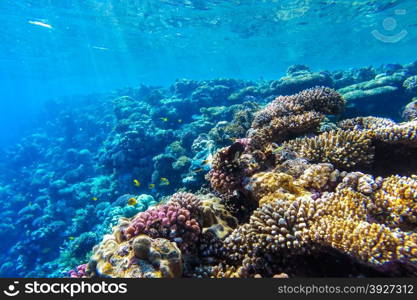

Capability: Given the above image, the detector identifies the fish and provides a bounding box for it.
[92,197,98,201]
[133,179,141,187]
[160,117,169,122]
[92,46,109,51]
[28,20,53,29]
[148,183,156,189]
[127,197,137,206]
[178,119,183,123]
[68,237,75,241]
[193,167,204,173]
[102,262,113,273]
[159,177,170,186]
[272,144,286,154]
[202,155,213,165]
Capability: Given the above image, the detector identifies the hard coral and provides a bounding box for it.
[283,130,374,170]
[205,86,417,277]
[123,194,201,253]
[223,169,417,276]
[402,99,417,121]
[84,192,237,278]
[208,142,246,194]
[87,234,182,278]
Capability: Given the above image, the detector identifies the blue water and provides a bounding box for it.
[1,0,416,145]
[0,0,416,277]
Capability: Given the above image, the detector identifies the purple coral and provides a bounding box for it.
[124,193,202,253]
[68,263,87,278]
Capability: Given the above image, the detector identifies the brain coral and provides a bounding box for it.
[87,233,183,278]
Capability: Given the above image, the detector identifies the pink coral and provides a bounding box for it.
[124,199,201,253]
[68,264,87,278]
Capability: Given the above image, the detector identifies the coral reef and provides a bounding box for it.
[283,130,374,170]
[2,61,417,278]
[402,98,417,121]
[83,193,237,278]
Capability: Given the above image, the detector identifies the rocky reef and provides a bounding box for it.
[1,61,417,277]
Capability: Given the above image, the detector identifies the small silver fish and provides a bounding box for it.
[28,20,53,29]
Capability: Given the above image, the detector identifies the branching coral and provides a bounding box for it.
[122,193,202,253]
[208,142,247,194]
[77,86,417,279]
[205,87,417,277]
[248,87,344,149]
[338,116,396,131]
[402,99,417,121]
[373,121,417,146]
[251,86,345,129]
[222,170,417,276]
[248,111,324,149]
[283,130,374,170]
[370,175,417,228]
[208,88,346,195]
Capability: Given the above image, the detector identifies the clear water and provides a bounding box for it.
[1,0,416,144]
[0,0,416,278]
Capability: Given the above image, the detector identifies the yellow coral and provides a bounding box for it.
[284,130,374,170]
[225,167,417,269]
[87,233,183,278]
[245,172,307,206]
[373,121,417,146]
[371,175,417,227]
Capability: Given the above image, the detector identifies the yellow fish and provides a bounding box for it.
[128,197,137,206]
[69,237,75,240]
[159,177,170,186]
[133,179,141,187]
[160,117,168,122]
[101,262,113,274]
[148,183,155,189]
[92,197,98,201]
